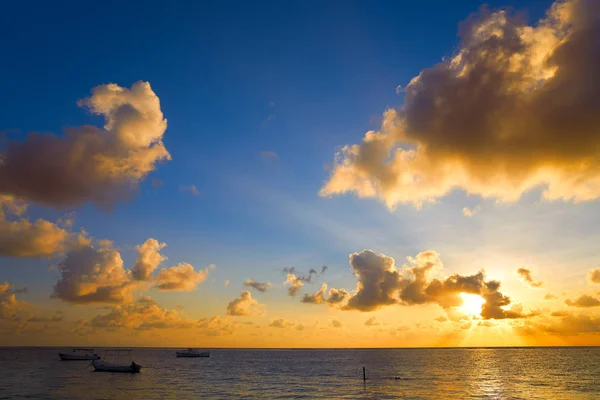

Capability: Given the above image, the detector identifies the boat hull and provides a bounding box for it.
[176,351,210,358]
[91,360,141,373]
[59,353,100,361]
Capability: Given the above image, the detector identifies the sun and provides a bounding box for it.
[459,293,485,316]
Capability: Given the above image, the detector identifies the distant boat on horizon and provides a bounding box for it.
[176,348,210,358]
[58,348,100,361]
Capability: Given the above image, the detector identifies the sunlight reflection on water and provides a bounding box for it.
[0,347,598,399]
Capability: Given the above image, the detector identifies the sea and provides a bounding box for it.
[0,347,598,399]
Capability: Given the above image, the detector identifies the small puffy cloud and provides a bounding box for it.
[0,195,89,257]
[301,283,327,304]
[180,184,200,197]
[321,265,328,274]
[462,205,481,217]
[331,320,342,328]
[226,291,264,316]
[365,316,380,326]
[327,287,351,305]
[52,245,134,304]
[0,81,170,209]
[91,296,193,331]
[224,280,230,286]
[565,294,600,308]
[155,263,212,291]
[588,269,600,284]
[434,316,448,322]
[544,293,558,300]
[269,318,295,329]
[517,268,544,288]
[131,238,167,281]
[320,1,600,209]
[244,279,273,293]
[284,274,306,297]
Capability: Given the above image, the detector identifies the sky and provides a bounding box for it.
[1,0,600,348]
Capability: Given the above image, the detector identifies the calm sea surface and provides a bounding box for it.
[0,347,598,399]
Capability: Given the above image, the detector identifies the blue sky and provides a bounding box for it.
[3,0,600,347]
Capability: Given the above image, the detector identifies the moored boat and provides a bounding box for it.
[58,348,100,361]
[91,359,141,373]
[176,348,210,358]
[91,349,141,373]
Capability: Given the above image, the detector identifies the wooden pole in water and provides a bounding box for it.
[363,367,366,382]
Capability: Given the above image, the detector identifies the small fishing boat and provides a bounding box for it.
[58,348,100,361]
[91,349,141,373]
[176,348,210,358]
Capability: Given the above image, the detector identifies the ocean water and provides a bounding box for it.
[0,347,598,399]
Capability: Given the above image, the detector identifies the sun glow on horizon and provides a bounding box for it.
[459,293,486,317]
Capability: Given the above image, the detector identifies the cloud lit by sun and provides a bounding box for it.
[459,293,485,317]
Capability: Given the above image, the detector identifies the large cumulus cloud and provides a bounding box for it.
[0,81,170,208]
[320,0,600,208]
[52,238,211,304]
[226,291,264,316]
[302,249,534,320]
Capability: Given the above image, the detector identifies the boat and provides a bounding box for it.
[176,348,210,358]
[91,349,141,373]
[58,348,100,361]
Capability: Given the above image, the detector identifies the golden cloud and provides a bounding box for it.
[226,291,264,316]
[0,81,170,208]
[320,0,600,208]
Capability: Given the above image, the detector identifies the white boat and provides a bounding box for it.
[91,349,141,373]
[58,348,100,361]
[91,360,141,373]
[176,348,210,358]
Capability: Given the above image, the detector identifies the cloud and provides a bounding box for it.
[516,313,600,336]
[551,310,570,317]
[259,151,279,160]
[224,280,230,286]
[434,316,448,322]
[544,293,558,300]
[565,294,600,307]
[462,205,481,217]
[517,268,544,288]
[131,238,167,281]
[155,263,212,291]
[301,283,327,304]
[197,316,235,336]
[344,250,405,311]
[0,195,89,257]
[331,320,342,328]
[320,1,600,208]
[0,81,170,209]
[226,291,264,316]
[305,249,534,320]
[269,318,295,329]
[0,282,28,322]
[52,245,134,304]
[321,265,328,274]
[243,279,273,293]
[589,268,600,284]
[283,269,318,297]
[365,316,380,326]
[90,296,194,331]
[180,184,200,197]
